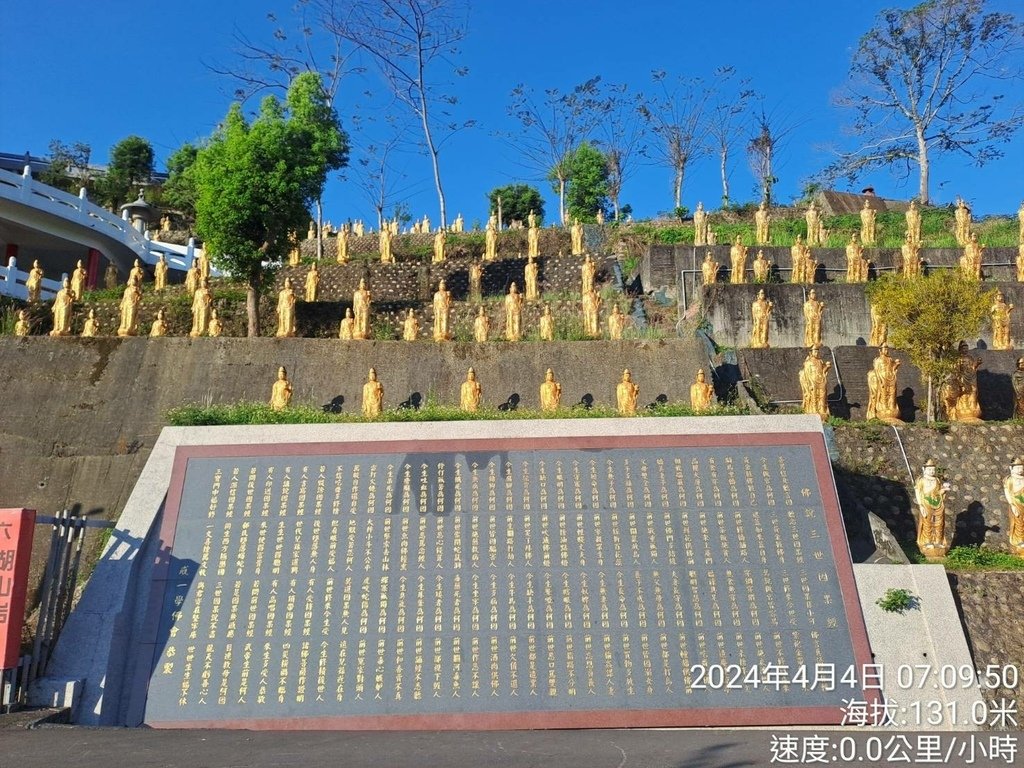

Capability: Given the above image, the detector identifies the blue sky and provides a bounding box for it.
[2,0,1022,221]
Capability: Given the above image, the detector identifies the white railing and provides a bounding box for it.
[0,166,218,275]
[0,257,67,302]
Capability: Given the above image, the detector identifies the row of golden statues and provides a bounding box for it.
[269,365,718,417]
[702,232,1024,286]
[696,199,1024,251]
[912,457,1024,559]
[798,343,1024,424]
[747,289,1015,351]
[296,211,590,265]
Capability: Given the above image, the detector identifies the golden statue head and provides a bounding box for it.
[284,277,292,288]
[368,367,378,382]
[32,259,40,268]
[358,277,365,288]
[76,259,84,268]
[277,366,287,380]
[62,276,70,288]
[543,304,551,316]
[622,368,632,382]
[438,279,446,291]
[467,367,476,381]
[509,282,518,294]
[88,309,95,319]
[808,289,817,299]
[477,305,485,316]
[407,308,414,318]
[545,368,555,382]
[345,308,353,318]
[1018,357,1024,371]
[809,345,821,358]
[311,262,318,271]
[880,343,890,356]
[696,369,706,382]
[135,258,141,268]
[757,289,766,299]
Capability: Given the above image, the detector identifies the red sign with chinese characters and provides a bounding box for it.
[0,509,35,669]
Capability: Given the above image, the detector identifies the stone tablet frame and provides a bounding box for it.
[128,420,875,730]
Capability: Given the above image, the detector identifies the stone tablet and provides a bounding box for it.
[136,430,874,729]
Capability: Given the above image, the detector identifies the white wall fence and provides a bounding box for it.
[0,166,216,292]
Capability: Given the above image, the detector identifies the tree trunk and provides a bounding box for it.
[926,374,933,424]
[916,128,929,205]
[612,194,620,221]
[316,198,324,261]
[673,166,683,210]
[246,279,261,338]
[558,177,566,225]
[417,63,446,229]
[720,146,729,206]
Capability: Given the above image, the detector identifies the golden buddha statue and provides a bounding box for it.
[362,368,384,418]
[701,252,719,285]
[337,225,350,264]
[184,257,200,296]
[116,278,141,337]
[153,254,168,291]
[582,287,601,338]
[14,310,29,336]
[845,233,869,283]
[149,308,168,337]
[104,263,118,289]
[460,368,482,412]
[288,231,301,265]
[524,254,539,300]
[275,277,297,338]
[484,216,498,261]
[990,290,1014,350]
[307,220,316,241]
[570,217,584,255]
[749,289,773,348]
[901,232,923,278]
[197,251,210,282]
[607,304,626,340]
[402,309,418,341]
[305,263,319,302]
[803,289,825,348]
[905,200,921,244]
[338,308,356,340]
[729,236,748,284]
[129,258,145,286]
[270,366,293,411]
[616,369,640,416]
[26,260,44,303]
[866,344,902,423]
[941,341,983,422]
[860,199,876,245]
[49,277,74,337]
[914,459,951,559]
[693,203,707,247]
[452,213,464,233]
[432,280,451,341]
[954,197,971,246]
[869,303,888,347]
[504,282,524,341]
[752,250,771,283]
[960,233,984,280]
[527,211,540,258]
[190,278,212,337]
[754,201,770,244]
[539,368,562,411]
[1017,243,1024,282]
[71,259,87,300]
[690,369,715,412]
[581,254,596,295]
[208,309,223,337]
[473,305,489,342]
[433,228,446,263]
[352,278,371,340]
[1006,458,1024,556]
[379,226,393,263]
[539,304,555,341]
[790,235,807,283]
[798,345,832,421]
[1013,357,1024,418]
[469,261,483,301]
[81,309,99,337]
[804,202,822,247]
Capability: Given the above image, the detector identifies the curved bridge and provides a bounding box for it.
[0,166,210,299]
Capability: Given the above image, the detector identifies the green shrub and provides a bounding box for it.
[876,588,916,613]
[944,546,1024,571]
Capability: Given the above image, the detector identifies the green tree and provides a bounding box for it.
[828,0,1024,204]
[192,72,347,336]
[96,135,154,209]
[866,273,994,422]
[563,143,609,223]
[39,139,92,193]
[487,184,544,227]
[162,142,200,222]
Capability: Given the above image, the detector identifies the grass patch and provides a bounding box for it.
[167,400,747,426]
[943,546,1024,571]
[876,587,917,613]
